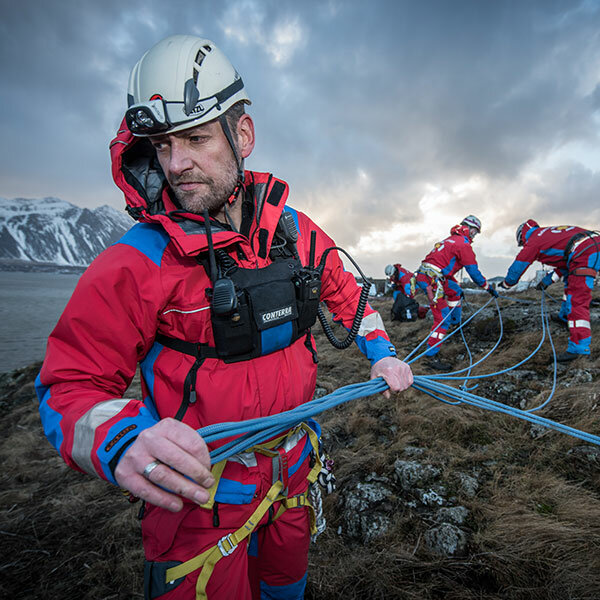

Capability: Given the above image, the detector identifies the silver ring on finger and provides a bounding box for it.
[142,459,162,479]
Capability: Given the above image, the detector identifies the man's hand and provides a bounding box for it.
[498,280,511,290]
[114,418,215,513]
[371,356,413,399]
[535,279,548,291]
[487,284,499,298]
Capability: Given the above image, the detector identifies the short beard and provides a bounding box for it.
[170,159,239,215]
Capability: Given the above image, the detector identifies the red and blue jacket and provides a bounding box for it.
[35,120,396,488]
[421,225,489,289]
[390,264,414,297]
[504,225,600,287]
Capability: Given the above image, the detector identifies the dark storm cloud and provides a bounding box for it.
[0,0,598,275]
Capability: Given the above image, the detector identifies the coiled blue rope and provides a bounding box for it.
[197,292,593,464]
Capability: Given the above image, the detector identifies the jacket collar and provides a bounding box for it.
[109,119,289,258]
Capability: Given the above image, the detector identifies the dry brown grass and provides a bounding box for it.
[1,288,599,599]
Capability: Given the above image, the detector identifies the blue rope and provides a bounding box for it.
[196,292,594,464]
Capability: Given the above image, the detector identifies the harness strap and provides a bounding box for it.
[419,262,444,279]
[163,422,322,599]
[156,333,219,360]
[275,491,318,535]
[165,480,285,600]
[417,263,445,303]
[565,230,599,258]
[197,461,228,510]
[570,267,598,278]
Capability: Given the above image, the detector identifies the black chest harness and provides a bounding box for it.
[156,211,372,419]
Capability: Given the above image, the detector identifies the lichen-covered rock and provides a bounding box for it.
[341,477,395,542]
[344,481,393,511]
[567,445,600,465]
[424,522,468,556]
[453,472,479,498]
[403,446,426,458]
[436,506,469,526]
[394,459,441,491]
[417,487,446,506]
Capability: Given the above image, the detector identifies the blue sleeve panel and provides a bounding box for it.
[541,272,555,287]
[98,407,159,485]
[354,332,397,365]
[115,222,171,267]
[139,340,164,420]
[37,372,159,486]
[36,373,64,455]
[505,259,531,286]
[331,310,397,365]
[464,263,486,287]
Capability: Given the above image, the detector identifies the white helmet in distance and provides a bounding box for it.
[125,35,251,136]
[461,215,482,233]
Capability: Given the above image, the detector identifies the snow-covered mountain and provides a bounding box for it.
[0,197,133,266]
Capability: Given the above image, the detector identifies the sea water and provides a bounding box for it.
[0,271,81,373]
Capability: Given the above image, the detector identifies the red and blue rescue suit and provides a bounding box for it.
[416,225,491,356]
[35,120,397,600]
[504,225,600,355]
[389,264,414,300]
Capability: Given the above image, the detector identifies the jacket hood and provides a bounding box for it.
[450,224,471,239]
[109,117,289,258]
[521,219,540,245]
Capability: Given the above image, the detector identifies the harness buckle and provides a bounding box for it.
[217,534,238,557]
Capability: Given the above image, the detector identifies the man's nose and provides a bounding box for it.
[167,140,194,174]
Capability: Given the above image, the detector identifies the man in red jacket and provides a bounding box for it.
[415,215,497,370]
[35,35,412,600]
[499,219,599,362]
[385,263,428,321]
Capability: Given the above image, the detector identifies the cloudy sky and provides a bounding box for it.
[1,0,599,278]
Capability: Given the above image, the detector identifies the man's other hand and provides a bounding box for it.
[371,356,413,399]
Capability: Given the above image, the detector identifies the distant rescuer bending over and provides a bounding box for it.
[414,215,498,371]
[385,263,428,321]
[499,219,600,362]
[35,34,413,599]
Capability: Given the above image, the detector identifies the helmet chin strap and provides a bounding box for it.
[218,114,245,207]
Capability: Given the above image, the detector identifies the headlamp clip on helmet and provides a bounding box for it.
[125,78,245,136]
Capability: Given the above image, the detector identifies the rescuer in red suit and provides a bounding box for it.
[500,219,599,362]
[415,215,497,371]
[36,35,414,599]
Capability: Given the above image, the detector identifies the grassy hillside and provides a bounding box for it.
[1,289,598,599]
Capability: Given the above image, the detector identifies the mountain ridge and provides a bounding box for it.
[0,197,132,267]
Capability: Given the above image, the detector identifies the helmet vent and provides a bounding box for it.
[194,49,206,66]
[193,49,209,84]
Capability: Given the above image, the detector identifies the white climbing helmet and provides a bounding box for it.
[461,215,482,233]
[125,35,251,136]
[385,264,396,277]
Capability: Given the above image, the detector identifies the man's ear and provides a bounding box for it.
[237,114,255,159]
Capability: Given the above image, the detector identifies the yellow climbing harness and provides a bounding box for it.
[165,422,322,600]
[416,262,446,303]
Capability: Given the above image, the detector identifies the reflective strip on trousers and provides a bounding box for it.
[569,319,591,330]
